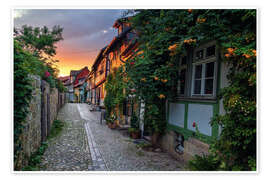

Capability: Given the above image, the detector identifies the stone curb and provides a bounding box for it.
[78,104,108,171]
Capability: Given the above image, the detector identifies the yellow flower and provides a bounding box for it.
[161,79,168,83]
[252,49,256,56]
[197,18,206,23]
[227,48,236,56]
[141,78,146,82]
[168,44,178,51]
[225,53,230,58]
[243,54,251,59]
[227,48,234,54]
[158,94,166,99]
[184,39,196,44]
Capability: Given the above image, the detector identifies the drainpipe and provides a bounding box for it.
[139,98,145,139]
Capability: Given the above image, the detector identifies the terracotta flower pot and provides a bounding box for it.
[114,120,119,127]
[107,123,112,128]
[110,123,116,129]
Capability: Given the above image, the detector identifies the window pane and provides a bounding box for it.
[206,45,216,57]
[205,62,214,78]
[205,79,214,94]
[195,50,204,60]
[195,65,202,79]
[194,80,201,94]
[180,69,186,95]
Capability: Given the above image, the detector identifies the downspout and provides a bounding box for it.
[139,98,145,139]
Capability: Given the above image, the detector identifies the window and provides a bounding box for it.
[178,56,187,96]
[191,44,217,97]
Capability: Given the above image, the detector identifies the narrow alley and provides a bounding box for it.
[40,103,185,171]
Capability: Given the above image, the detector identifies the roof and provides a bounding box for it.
[74,80,85,88]
[73,67,89,87]
[58,76,70,82]
[63,79,71,86]
[70,70,80,76]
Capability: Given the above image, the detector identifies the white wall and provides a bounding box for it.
[187,104,213,136]
[169,103,185,128]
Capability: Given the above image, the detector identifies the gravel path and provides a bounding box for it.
[78,103,185,171]
[40,103,92,171]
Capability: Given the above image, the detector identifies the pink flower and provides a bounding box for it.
[192,122,196,128]
[45,71,50,78]
[130,62,135,65]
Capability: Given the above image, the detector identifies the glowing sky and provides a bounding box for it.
[14,9,125,76]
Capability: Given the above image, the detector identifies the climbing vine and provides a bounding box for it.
[104,67,127,121]
[123,9,256,170]
[14,40,35,170]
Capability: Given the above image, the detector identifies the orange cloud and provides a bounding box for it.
[55,44,99,76]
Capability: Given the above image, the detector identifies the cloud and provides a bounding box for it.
[14,9,124,40]
[13,9,127,75]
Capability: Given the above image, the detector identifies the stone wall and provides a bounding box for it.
[50,88,58,130]
[16,76,66,170]
[41,80,50,141]
[18,75,42,168]
[160,130,209,163]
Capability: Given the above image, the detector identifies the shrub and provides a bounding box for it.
[188,154,221,171]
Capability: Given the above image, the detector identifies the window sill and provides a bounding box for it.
[173,96,218,103]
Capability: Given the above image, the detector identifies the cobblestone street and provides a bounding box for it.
[40,103,185,171]
[40,104,92,171]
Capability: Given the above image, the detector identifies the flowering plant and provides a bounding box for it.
[44,71,50,78]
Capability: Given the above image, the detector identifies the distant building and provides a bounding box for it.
[72,66,90,103]
[59,67,90,103]
[90,46,107,106]
[89,17,139,125]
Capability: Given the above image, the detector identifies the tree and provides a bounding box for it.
[14,25,64,88]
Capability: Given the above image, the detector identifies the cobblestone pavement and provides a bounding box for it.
[40,103,92,171]
[78,103,185,171]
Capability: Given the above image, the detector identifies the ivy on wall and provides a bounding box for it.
[123,9,256,170]
[14,40,35,170]
[104,67,127,121]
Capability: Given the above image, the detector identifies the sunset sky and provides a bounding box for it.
[14,9,125,76]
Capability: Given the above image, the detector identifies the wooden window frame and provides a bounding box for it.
[191,41,218,99]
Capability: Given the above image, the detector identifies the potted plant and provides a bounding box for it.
[128,127,140,139]
[128,113,140,139]
[106,118,113,128]
[107,113,117,129]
